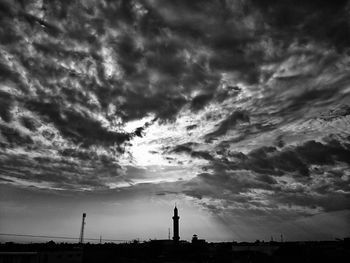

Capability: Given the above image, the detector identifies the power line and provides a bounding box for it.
[0,233,128,242]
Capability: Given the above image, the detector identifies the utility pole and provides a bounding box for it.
[79,213,86,244]
[100,235,102,244]
[168,228,170,240]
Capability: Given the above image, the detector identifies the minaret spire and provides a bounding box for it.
[172,205,180,242]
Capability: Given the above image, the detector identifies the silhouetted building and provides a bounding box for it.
[192,234,206,245]
[192,234,198,243]
[172,205,180,242]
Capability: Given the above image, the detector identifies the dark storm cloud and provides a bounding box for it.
[0,149,122,189]
[0,124,34,147]
[0,0,225,126]
[174,134,350,215]
[217,136,350,178]
[0,91,14,122]
[319,105,350,121]
[25,100,131,147]
[0,0,350,199]
[0,0,347,128]
[170,142,213,161]
[190,93,214,111]
[205,110,250,139]
[251,0,350,50]
[19,116,40,132]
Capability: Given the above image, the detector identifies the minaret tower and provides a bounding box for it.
[172,205,180,242]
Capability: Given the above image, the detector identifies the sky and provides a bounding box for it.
[0,0,350,243]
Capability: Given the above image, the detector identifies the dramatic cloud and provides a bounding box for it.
[0,0,350,241]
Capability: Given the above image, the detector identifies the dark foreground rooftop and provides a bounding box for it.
[0,239,349,263]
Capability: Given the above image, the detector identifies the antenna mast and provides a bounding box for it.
[79,213,86,244]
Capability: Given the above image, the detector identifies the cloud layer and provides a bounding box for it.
[0,0,350,239]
